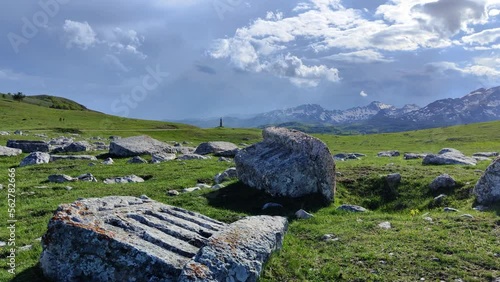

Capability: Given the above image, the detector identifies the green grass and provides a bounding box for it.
[0,99,499,281]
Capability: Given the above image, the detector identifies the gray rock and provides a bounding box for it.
[460,214,474,219]
[377,150,400,157]
[337,204,367,212]
[40,196,227,282]
[196,184,211,189]
[109,135,173,157]
[0,145,22,156]
[214,148,240,158]
[77,173,98,182]
[0,241,6,247]
[102,157,114,165]
[20,152,50,167]
[444,207,459,212]
[19,245,33,251]
[434,194,447,202]
[423,217,433,222]
[194,141,239,155]
[404,153,427,160]
[473,157,500,205]
[262,203,283,210]
[473,152,499,157]
[423,148,477,166]
[48,137,73,146]
[182,187,201,193]
[48,174,75,183]
[151,152,176,163]
[178,154,211,160]
[295,209,314,219]
[14,130,23,135]
[235,127,336,203]
[214,167,238,184]
[0,131,9,135]
[7,140,49,153]
[429,174,456,191]
[168,190,180,196]
[218,157,232,162]
[128,156,148,164]
[211,184,224,189]
[170,146,196,155]
[178,215,287,282]
[103,175,144,184]
[321,234,339,242]
[53,141,91,153]
[386,173,401,189]
[378,221,392,229]
[49,155,97,162]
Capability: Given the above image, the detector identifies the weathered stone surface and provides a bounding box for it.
[102,157,114,165]
[377,150,400,157]
[77,173,98,182]
[178,216,287,282]
[429,174,456,191]
[333,153,361,161]
[109,135,173,157]
[0,145,22,156]
[128,156,148,164]
[48,174,75,183]
[378,221,392,230]
[49,155,97,162]
[178,154,211,160]
[49,137,73,146]
[235,127,336,203]
[386,173,401,189]
[151,152,176,163]
[40,196,227,282]
[194,141,239,155]
[295,209,313,219]
[20,152,50,167]
[473,157,500,205]
[103,175,144,184]
[214,167,237,184]
[337,204,367,212]
[53,141,92,153]
[473,152,499,157]
[214,148,240,158]
[0,131,10,135]
[170,146,196,155]
[404,153,427,160]
[7,140,49,153]
[423,148,477,166]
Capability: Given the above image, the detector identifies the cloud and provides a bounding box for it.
[195,64,217,75]
[63,20,98,50]
[106,28,147,59]
[462,27,500,48]
[426,59,500,81]
[324,50,393,63]
[360,90,368,97]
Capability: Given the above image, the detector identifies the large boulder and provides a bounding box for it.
[20,152,50,167]
[194,141,238,155]
[109,135,173,157]
[39,196,227,282]
[0,145,22,156]
[178,216,287,282]
[474,157,500,204]
[7,140,49,153]
[423,148,477,166]
[235,127,336,203]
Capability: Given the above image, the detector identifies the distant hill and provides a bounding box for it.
[0,92,90,111]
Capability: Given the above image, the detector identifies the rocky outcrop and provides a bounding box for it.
[103,175,144,184]
[235,127,336,203]
[7,140,49,153]
[178,216,287,282]
[40,196,227,282]
[423,148,477,166]
[20,152,50,167]
[109,135,173,157]
[49,155,97,162]
[194,142,239,155]
[0,145,22,156]
[377,151,400,157]
[474,157,500,204]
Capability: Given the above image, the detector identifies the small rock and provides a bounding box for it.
[88,163,96,166]
[167,190,180,196]
[430,174,456,191]
[386,173,401,188]
[295,209,313,219]
[65,186,73,191]
[377,150,400,157]
[337,204,367,212]
[177,154,210,160]
[102,157,114,165]
[214,167,238,184]
[0,241,6,247]
[48,174,75,183]
[19,245,33,251]
[77,173,97,182]
[128,156,148,164]
[460,214,474,219]
[196,183,211,189]
[444,207,459,212]
[103,175,144,184]
[212,184,224,189]
[182,187,201,193]
[434,194,447,202]
[262,202,283,210]
[423,217,433,222]
[378,221,392,229]
[151,152,176,163]
[194,141,239,155]
[20,152,50,167]
[321,234,339,242]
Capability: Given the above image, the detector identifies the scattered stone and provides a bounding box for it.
[53,141,92,153]
[378,221,392,229]
[321,234,339,242]
[177,154,211,160]
[0,145,22,156]
[168,190,180,196]
[19,245,33,251]
[103,175,144,184]
[337,204,367,212]
[262,203,283,210]
[434,194,447,202]
[102,157,114,165]
[20,152,50,167]
[404,153,427,160]
[423,217,433,222]
[473,156,492,162]
[196,183,211,189]
[214,167,238,184]
[0,131,10,135]
[182,187,201,193]
[194,141,239,155]
[473,157,500,205]
[128,156,148,164]
[444,207,459,212]
[109,135,173,157]
[93,142,109,151]
[77,173,97,182]
[386,173,401,189]
[295,209,314,219]
[49,137,73,146]
[377,150,400,157]
[473,152,499,157]
[40,196,228,282]
[429,174,456,191]
[151,152,176,163]
[48,174,75,183]
[65,186,73,191]
[170,146,196,155]
[460,214,474,219]
[178,215,287,282]
[423,148,477,166]
[218,157,232,162]
[49,155,97,162]
[235,127,336,203]
[7,140,49,153]
[214,148,240,158]
[211,184,224,189]
[14,130,23,135]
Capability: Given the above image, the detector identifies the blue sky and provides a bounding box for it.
[1,0,499,120]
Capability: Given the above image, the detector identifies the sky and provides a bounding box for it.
[1,0,500,121]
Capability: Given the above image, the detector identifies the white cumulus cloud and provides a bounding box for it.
[360,90,368,97]
[63,20,97,50]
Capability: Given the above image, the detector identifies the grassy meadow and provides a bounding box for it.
[0,96,499,281]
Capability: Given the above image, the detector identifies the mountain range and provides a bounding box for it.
[179,86,500,134]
